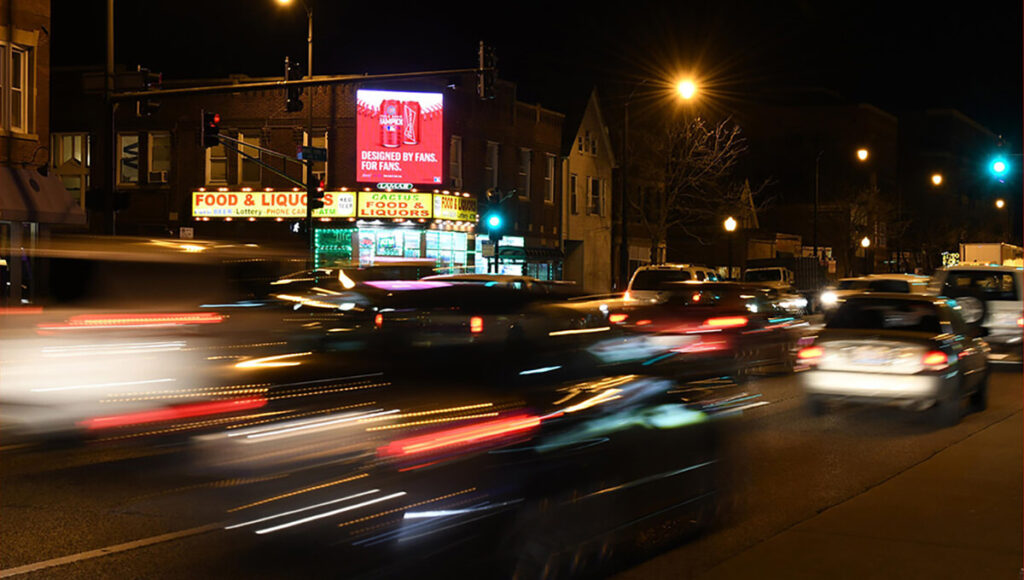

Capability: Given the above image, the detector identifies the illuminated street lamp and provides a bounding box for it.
[724,216,737,280]
[677,79,698,100]
[861,236,871,275]
[861,236,871,248]
[996,198,1006,209]
[856,148,869,162]
[931,173,943,186]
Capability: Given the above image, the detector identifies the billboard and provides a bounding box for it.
[192,190,355,218]
[356,89,443,185]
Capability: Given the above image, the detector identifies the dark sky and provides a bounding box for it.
[52,0,1023,146]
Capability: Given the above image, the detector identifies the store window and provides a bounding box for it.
[117,133,139,185]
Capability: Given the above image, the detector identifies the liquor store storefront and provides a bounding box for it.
[192,189,478,271]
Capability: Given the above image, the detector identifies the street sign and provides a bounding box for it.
[481,240,495,257]
[297,146,327,162]
[376,182,414,191]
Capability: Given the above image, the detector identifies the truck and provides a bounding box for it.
[743,257,830,312]
[959,243,1023,267]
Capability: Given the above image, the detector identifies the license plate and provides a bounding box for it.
[851,346,891,365]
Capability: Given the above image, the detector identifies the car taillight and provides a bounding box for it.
[1017,315,1023,328]
[38,312,223,330]
[377,414,541,458]
[374,313,383,329]
[470,316,484,334]
[703,316,748,329]
[797,345,824,362]
[609,313,628,324]
[921,350,952,368]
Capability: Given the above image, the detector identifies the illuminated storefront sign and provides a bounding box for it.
[356,89,444,185]
[433,195,478,222]
[356,191,433,219]
[192,190,355,218]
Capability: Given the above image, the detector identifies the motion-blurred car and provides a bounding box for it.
[928,264,1023,362]
[819,274,931,313]
[594,282,805,380]
[625,263,720,303]
[798,294,989,426]
[421,273,578,296]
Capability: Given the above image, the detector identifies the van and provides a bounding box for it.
[625,263,720,302]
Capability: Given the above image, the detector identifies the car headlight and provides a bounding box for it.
[820,291,838,306]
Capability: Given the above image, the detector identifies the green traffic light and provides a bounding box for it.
[990,157,1009,176]
[487,214,501,229]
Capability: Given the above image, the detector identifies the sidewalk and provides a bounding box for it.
[698,411,1023,579]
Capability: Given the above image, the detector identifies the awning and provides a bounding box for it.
[0,167,86,225]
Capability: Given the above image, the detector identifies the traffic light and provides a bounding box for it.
[990,156,1009,179]
[476,42,496,100]
[285,57,304,113]
[135,67,162,117]
[485,211,503,243]
[201,110,220,148]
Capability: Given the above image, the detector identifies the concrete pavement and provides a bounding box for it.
[697,410,1023,579]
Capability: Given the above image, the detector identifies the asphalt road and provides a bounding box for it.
[1,367,1020,579]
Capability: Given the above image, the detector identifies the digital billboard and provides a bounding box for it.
[356,89,444,185]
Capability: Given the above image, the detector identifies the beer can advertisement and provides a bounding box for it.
[356,89,444,185]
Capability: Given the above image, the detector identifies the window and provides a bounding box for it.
[148,132,171,183]
[484,141,499,191]
[238,133,261,185]
[449,135,463,188]
[588,177,602,215]
[577,136,583,153]
[117,133,139,185]
[206,143,228,185]
[7,45,30,133]
[569,173,578,215]
[51,133,90,207]
[544,154,555,203]
[517,148,531,198]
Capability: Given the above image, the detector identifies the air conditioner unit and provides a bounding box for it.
[149,170,168,183]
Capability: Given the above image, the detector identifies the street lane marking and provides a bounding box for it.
[0,523,221,577]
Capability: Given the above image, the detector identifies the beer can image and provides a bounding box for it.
[402,101,420,145]
[379,100,403,148]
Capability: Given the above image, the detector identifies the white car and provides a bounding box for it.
[625,264,720,303]
[820,274,931,312]
[929,265,1023,361]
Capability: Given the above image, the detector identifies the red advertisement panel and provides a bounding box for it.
[356,90,444,185]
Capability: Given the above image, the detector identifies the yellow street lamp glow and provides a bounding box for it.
[931,173,943,186]
[275,0,294,4]
[996,198,1006,209]
[856,148,869,162]
[677,79,697,100]
[724,216,737,232]
[860,237,871,248]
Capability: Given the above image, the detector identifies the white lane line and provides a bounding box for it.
[0,523,221,578]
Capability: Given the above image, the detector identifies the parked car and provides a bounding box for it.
[798,294,990,426]
[928,264,1023,362]
[625,263,720,303]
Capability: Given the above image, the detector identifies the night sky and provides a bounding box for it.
[52,0,1023,146]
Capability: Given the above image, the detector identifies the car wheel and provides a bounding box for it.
[805,395,827,416]
[933,386,963,427]
[969,369,989,414]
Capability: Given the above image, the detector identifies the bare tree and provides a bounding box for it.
[628,116,749,262]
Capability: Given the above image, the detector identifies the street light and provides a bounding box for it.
[931,173,943,186]
[814,147,870,263]
[620,76,699,288]
[996,198,1006,209]
[861,236,871,275]
[856,148,869,162]
[724,216,737,280]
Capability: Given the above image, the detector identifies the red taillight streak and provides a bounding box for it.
[673,340,727,353]
[378,414,541,457]
[921,350,950,367]
[374,313,383,329]
[798,346,824,360]
[1017,316,1023,328]
[635,319,652,326]
[0,306,43,315]
[703,316,748,329]
[470,316,484,334]
[79,397,267,430]
[609,313,628,324]
[39,312,223,330]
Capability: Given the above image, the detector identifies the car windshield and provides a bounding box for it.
[631,269,692,290]
[866,279,910,292]
[744,269,782,282]
[827,298,942,333]
[837,280,870,290]
[940,271,1019,301]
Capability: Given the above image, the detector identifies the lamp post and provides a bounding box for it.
[620,78,698,289]
[861,236,871,275]
[276,0,316,262]
[813,147,870,268]
[724,216,737,280]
